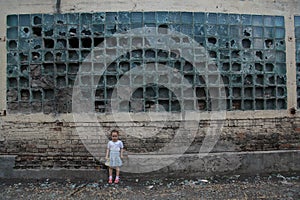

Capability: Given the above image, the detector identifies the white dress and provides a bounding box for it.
[107,140,124,167]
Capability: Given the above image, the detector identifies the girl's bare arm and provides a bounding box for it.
[120,148,124,158]
[105,148,109,159]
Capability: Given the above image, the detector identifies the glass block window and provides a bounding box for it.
[6,12,287,113]
[295,16,300,108]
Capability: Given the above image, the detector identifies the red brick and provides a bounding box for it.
[295,128,300,133]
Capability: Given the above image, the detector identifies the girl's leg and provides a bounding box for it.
[116,167,120,177]
[109,167,113,177]
[114,167,120,183]
[108,167,113,183]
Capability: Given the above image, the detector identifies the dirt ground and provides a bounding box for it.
[0,173,299,200]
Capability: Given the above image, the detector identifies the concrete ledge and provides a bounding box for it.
[12,168,107,181]
[0,155,16,178]
[0,111,294,122]
[126,150,300,177]
[1,150,299,180]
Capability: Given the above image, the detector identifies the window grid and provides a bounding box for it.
[6,12,287,113]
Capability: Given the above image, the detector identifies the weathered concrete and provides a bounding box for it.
[0,155,16,178]
[1,0,300,179]
[1,150,299,180]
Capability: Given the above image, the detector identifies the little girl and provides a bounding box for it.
[105,130,124,184]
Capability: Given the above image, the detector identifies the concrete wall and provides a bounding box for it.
[1,0,300,177]
[0,0,300,114]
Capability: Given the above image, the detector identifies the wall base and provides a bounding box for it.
[1,150,299,181]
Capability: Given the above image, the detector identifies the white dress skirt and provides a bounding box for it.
[109,150,122,167]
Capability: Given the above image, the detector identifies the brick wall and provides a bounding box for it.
[0,116,299,169]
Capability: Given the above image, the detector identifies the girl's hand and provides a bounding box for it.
[120,155,124,159]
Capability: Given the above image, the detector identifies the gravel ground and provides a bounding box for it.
[0,173,299,200]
